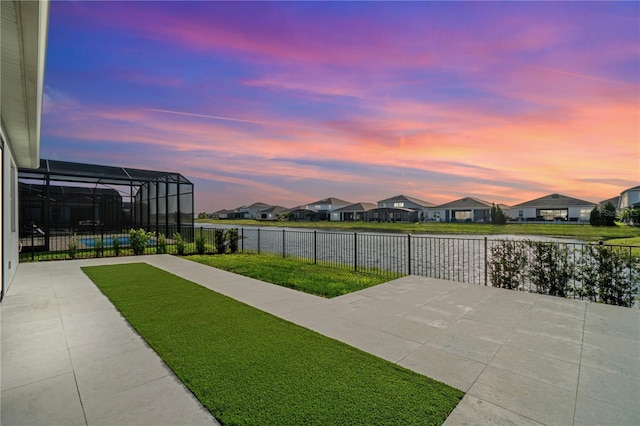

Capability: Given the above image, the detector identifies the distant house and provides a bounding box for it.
[599,196,620,209]
[333,202,377,221]
[430,197,508,222]
[510,193,595,222]
[211,209,229,219]
[227,202,273,219]
[366,195,435,222]
[618,185,640,210]
[258,205,288,220]
[302,197,352,221]
[285,206,317,221]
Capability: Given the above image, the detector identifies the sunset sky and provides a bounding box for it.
[41,1,639,212]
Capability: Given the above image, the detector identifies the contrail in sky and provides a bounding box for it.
[144,108,330,132]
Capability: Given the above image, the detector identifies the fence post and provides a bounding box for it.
[354,232,358,272]
[31,229,34,261]
[241,228,244,253]
[282,229,286,258]
[484,237,488,286]
[313,231,317,264]
[258,228,261,254]
[408,234,412,275]
[101,225,105,258]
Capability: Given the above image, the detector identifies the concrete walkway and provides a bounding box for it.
[2,256,639,425]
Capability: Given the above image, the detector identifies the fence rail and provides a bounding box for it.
[20,226,640,308]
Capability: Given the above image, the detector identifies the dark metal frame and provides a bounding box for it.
[18,159,193,251]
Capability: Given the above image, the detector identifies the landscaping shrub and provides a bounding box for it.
[214,228,225,254]
[490,203,507,225]
[227,228,239,253]
[590,202,617,227]
[68,234,79,259]
[158,233,167,254]
[129,228,152,255]
[528,241,574,297]
[195,233,206,255]
[488,239,528,289]
[94,238,104,258]
[579,244,640,307]
[113,236,121,256]
[174,233,186,255]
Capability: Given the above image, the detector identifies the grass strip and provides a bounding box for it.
[186,253,390,298]
[82,263,463,426]
[196,219,640,241]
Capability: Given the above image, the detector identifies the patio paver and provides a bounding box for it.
[2,255,639,425]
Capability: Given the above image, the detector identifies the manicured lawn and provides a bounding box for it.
[186,253,391,298]
[605,236,640,255]
[196,219,640,241]
[82,263,463,425]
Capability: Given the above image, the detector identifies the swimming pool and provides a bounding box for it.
[80,236,131,248]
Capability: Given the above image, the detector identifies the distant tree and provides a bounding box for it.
[590,206,602,226]
[621,207,640,225]
[590,203,617,227]
[602,202,617,226]
[490,203,507,225]
[197,212,208,219]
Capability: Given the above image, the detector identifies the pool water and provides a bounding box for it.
[80,236,131,247]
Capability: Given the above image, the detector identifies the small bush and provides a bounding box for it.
[130,228,151,256]
[528,241,574,297]
[69,234,79,259]
[158,233,167,254]
[580,244,640,307]
[490,203,508,225]
[590,202,617,227]
[113,236,121,256]
[214,229,225,254]
[195,234,206,255]
[94,238,104,258]
[488,239,528,289]
[227,228,239,253]
[174,233,186,255]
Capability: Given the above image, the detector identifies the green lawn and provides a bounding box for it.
[196,219,640,241]
[82,263,463,425]
[605,237,640,255]
[186,253,391,298]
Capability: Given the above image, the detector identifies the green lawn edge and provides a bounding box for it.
[185,253,392,298]
[82,263,463,425]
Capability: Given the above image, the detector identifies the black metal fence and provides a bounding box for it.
[20,226,640,307]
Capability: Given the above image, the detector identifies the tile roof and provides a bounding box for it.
[377,194,435,207]
[512,193,596,208]
[436,197,495,209]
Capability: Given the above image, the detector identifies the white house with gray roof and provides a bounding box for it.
[302,197,351,221]
[333,202,377,221]
[2,0,49,299]
[510,193,595,222]
[430,197,509,222]
[366,194,435,222]
[618,185,640,210]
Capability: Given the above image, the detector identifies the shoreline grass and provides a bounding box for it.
[82,263,463,425]
[185,253,392,297]
[196,219,640,241]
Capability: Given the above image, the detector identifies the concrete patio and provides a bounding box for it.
[2,255,639,425]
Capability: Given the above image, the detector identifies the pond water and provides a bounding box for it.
[195,223,586,285]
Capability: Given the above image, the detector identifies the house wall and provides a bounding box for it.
[511,207,537,221]
[1,134,21,299]
[426,209,445,221]
[510,206,592,221]
[378,200,422,210]
[620,190,640,209]
[568,206,595,222]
